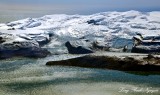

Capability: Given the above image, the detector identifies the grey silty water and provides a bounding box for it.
[0,54,160,95]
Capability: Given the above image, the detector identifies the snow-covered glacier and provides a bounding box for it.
[0,10,160,51]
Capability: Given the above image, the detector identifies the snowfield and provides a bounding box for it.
[0,10,160,50]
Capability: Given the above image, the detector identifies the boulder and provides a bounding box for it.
[65,41,94,54]
[0,33,50,59]
[0,48,50,59]
[132,35,160,54]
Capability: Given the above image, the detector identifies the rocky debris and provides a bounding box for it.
[65,41,94,54]
[143,54,160,65]
[0,48,50,59]
[0,33,50,59]
[87,19,100,25]
[0,37,5,43]
[0,33,39,50]
[131,45,160,53]
[8,27,15,30]
[46,54,160,71]
[18,33,50,46]
[132,34,160,54]
[108,46,128,52]
[64,38,130,54]
[91,41,109,51]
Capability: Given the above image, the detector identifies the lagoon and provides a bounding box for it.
[0,54,160,95]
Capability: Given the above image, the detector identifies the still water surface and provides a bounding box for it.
[0,54,160,95]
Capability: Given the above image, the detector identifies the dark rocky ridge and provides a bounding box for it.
[0,48,50,59]
[131,35,160,54]
[0,32,51,59]
[65,41,94,54]
[46,54,160,71]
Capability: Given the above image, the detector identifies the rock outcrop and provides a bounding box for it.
[65,41,94,54]
[46,54,160,71]
[0,33,50,59]
[0,48,50,59]
[131,35,160,54]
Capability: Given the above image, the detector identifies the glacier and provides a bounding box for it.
[0,10,160,55]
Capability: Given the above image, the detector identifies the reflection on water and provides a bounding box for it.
[0,55,160,95]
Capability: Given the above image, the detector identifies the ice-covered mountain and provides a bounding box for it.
[0,10,160,51]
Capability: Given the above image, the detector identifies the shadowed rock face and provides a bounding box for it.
[0,37,5,43]
[131,46,160,54]
[0,33,51,59]
[65,41,94,54]
[0,48,50,59]
[132,35,160,54]
[46,55,160,71]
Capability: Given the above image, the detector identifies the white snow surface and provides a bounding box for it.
[0,33,39,50]
[0,11,160,48]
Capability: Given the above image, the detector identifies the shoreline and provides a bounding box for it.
[46,52,160,71]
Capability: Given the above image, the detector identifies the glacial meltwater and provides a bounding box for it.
[0,54,160,95]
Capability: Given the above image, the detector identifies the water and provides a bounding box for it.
[0,54,160,95]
